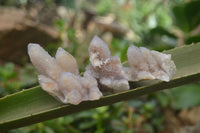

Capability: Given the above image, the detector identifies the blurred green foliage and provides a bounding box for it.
[172,0,200,33]
[0,63,37,97]
[0,63,20,96]
[170,84,200,109]
[1,0,200,132]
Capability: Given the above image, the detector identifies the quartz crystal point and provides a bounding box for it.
[28,43,102,105]
[127,45,176,81]
[28,43,62,80]
[86,36,130,93]
[56,47,79,75]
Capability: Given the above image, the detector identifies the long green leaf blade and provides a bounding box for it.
[1,43,200,131]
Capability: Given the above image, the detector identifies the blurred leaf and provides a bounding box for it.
[67,28,78,55]
[143,26,177,51]
[172,0,200,32]
[55,19,67,32]
[0,63,23,96]
[120,45,129,63]
[96,0,113,15]
[142,123,154,133]
[185,35,200,44]
[79,120,96,130]
[126,129,134,133]
[95,106,108,113]
[150,26,177,39]
[111,38,129,62]
[1,43,200,131]
[152,115,164,130]
[0,63,16,81]
[64,116,74,124]
[170,83,200,109]
[128,99,143,108]
[75,111,93,119]
[62,0,75,9]
[44,126,54,133]
[143,102,155,112]
[155,92,170,107]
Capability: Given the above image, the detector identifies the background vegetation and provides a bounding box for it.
[0,0,200,133]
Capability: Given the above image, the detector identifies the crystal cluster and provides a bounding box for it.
[28,36,176,105]
[85,36,129,93]
[28,43,102,105]
[126,45,176,81]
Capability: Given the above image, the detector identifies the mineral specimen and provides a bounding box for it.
[126,45,176,81]
[28,43,102,105]
[28,36,176,105]
[85,36,130,93]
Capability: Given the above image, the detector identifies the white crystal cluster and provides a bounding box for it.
[85,36,129,93]
[126,45,176,82]
[28,43,102,105]
[28,36,176,105]
[85,36,176,94]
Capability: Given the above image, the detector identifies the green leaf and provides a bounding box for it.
[185,35,200,44]
[170,83,200,109]
[149,26,177,39]
[172,1,200,32]
[1,43,200,131]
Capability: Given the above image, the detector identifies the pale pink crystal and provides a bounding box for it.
[86,36,129,93]
[127,45,176,81]
[28,43,102,105]
[28,36,176,104]
[28,43,62,80]
[56,47,79,75]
